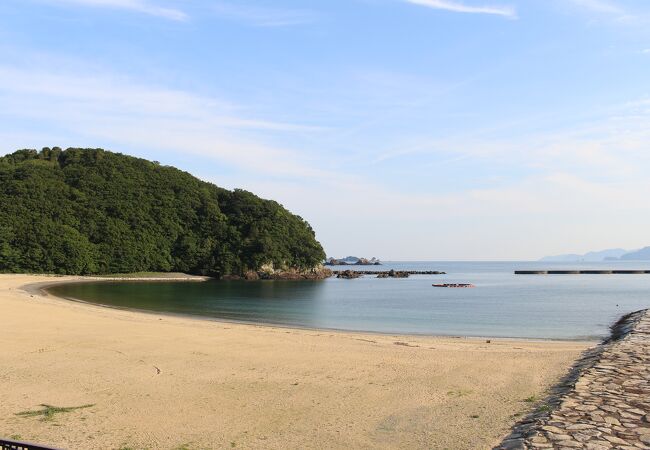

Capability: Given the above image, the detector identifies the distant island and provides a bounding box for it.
[0,147,329,279]
[325,256,381,266]
[540,247,650,262]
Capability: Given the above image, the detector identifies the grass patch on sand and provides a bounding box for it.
[447,389,473,397]
[16,403,94,421]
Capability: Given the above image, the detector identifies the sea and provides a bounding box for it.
[48,261,650,340]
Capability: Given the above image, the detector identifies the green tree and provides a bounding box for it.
[0,147,326,276]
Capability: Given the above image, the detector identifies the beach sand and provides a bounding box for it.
[0,274,591,450]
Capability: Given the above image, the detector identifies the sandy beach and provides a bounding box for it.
[0,274,591,450]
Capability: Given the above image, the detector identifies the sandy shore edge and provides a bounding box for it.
[33,275,598,342]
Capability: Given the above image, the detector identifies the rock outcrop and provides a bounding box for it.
[336,270,362,279]
[376,270,410,278]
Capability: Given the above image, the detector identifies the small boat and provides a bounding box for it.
[432,283,475,288]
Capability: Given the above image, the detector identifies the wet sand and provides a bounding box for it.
[0,274,591,449]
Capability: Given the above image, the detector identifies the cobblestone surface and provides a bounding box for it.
[496,310,650,450]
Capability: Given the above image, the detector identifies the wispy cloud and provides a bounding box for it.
[212,2,317,27]
[40,0,188,21]
[566,0,625,15]
[0,59,331,179]
[405,0,517,18]
[373,98,650,176]
[563,0,649,23]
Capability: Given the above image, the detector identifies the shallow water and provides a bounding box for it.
[48,261,650,339]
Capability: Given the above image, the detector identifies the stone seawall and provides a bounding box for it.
[495,309,650,450]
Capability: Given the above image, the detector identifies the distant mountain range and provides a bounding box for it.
[540,247,650,262]
[619,247,650,261]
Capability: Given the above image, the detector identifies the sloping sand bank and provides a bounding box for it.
[0,275,590,449]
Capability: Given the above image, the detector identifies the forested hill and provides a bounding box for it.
[0,147,326,276]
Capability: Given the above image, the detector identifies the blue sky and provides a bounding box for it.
[1,0,650,260]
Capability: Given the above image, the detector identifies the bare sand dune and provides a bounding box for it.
[0,275,591,449]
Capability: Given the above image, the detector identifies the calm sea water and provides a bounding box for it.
[48,261,650,340]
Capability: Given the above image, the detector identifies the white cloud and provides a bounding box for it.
[405,0,517,18]
[40,0,188,21]
[212,2,317,27]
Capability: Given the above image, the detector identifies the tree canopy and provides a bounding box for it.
[0,147,325,276]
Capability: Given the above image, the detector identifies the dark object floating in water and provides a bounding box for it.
[432,283,475,288]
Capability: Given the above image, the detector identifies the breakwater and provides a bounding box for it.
[336,269,446,279]
[515,270,650,275]
[495,309,650,449]
[332,270,446,275]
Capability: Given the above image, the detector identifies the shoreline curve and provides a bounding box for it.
[36,277,600,342]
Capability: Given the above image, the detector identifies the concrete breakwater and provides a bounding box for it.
[495,309,650,450]
[515,270,650,275]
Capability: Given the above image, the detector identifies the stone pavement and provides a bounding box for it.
[496,310,650,450]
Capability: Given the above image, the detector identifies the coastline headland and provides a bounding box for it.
[515,269,650,275]
[496,309,650,449]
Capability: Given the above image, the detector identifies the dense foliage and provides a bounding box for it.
[0,148,325,276]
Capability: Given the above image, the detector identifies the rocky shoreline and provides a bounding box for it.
[495,309,650,450]
[223,266,333,281]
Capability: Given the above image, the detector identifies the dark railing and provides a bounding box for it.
[0,438,61,450]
